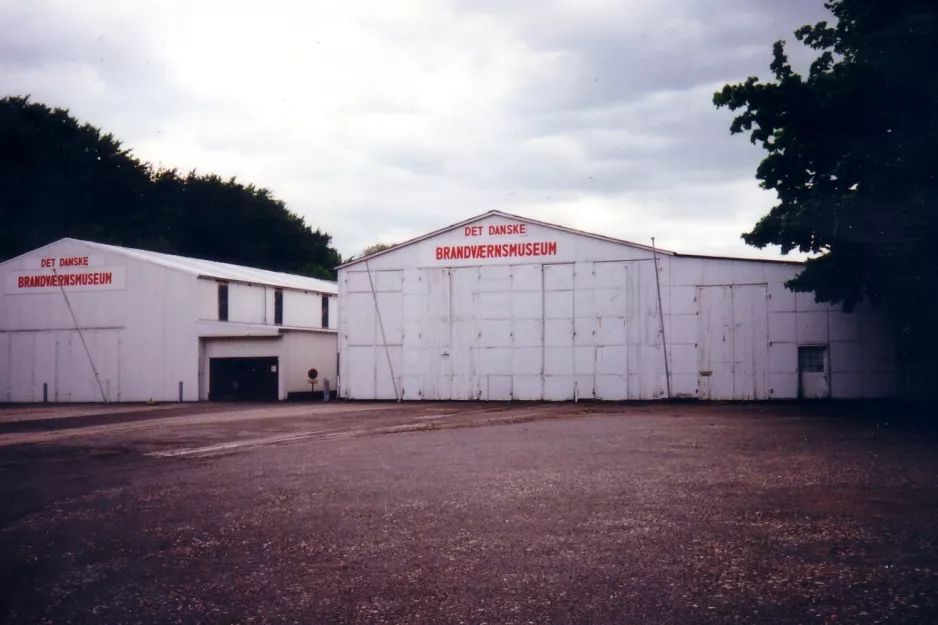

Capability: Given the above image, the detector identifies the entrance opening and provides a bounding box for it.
[209,357,279,401]
[798,345,831,399]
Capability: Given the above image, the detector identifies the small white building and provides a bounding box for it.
[1,238,338,403]
[337,211,896,401]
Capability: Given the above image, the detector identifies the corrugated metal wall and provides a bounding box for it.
[1,329,121,402]
[338,214,900,401]
[341,259,676,401]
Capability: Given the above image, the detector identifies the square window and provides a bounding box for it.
[799,346,827,373]
[274,289,283,325]
[218,282,229,321]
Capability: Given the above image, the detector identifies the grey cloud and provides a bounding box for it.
[1,0,834,260]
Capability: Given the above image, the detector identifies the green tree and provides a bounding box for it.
[0,96,342,279]
[360,242,395,257]
[714,0,938,379]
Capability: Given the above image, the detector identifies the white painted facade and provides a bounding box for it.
[0,239,338,403]
[337,211,896,401]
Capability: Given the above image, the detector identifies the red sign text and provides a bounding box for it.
[436,241,557,261]
[17,271,114,289]
[464,223,527,237]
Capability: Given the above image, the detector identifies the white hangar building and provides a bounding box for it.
[337,211,896,402]
[1,238,338,403]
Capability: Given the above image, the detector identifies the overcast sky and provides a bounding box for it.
[1,0,831,260]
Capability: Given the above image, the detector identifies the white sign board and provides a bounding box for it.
[430,221,561,264]
[6,266,127,295]
[22,254,106,270]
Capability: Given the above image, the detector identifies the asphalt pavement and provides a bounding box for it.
[1,401,936,624]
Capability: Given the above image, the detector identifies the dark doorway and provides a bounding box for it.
[209,357,279,401]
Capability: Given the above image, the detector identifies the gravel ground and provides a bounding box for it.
[1,401,936,624]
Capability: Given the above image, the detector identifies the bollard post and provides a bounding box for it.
[323,378,331,403]
[43,382,48,403]
[179,381,183,402]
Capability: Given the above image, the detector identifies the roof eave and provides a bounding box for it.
[336,209,674,270]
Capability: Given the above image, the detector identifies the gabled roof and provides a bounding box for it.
[337,209,805,269]
[337,209,674,269]
[14,238,338,294]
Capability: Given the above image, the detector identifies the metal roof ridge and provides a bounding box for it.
[336,209,672,269]
[52,238,338,292]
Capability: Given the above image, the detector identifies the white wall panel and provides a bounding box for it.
[10,332,33,402]
[402,375,422,400]
[574,375,595,399]
[32,331,56,402]
[573,262,595,290]
[732,285,768,400]
[701,259,735,286]
[767,280,796,312]
[545,347,575,375]
[829,310,860,342]
[375,270,403,292]
[573,289,596,319]
[376,345,402,399]
[862,334,896,373]
[697,286,734,400]
[511,265,542,292]
[512,292,542,320]
[545,319,574,347]
[513,375,542,400]
[574,317,596,346]
[479,292,512,319]
[731,262,766,285]
[831,372,862,398]
[197,280,217,320]
[481,320,511,347]
[594,261,627,288]
[830,342,862,373]
[796,311,829,344]
[56,330,120,402]
[795,291,824,312]
[282,289,321,328]
[545,292,574,320]
[514,319,543,348]
[544,264,574,291]
[513,347,543,376]
[229,283,265,324]
[596,375,627,401]
[375,292,404,345]
[479,266,512,292]
[595,288,626,318]
[574,346,596,375]
[345,346,376,399]
[668,286,698,315]
[768,372,798,398]
[544,375,575,400]
[0,334,8,402]
[484,375,512,400]
[670,373,698,399]
[478,347,512,376]
[595,346,627,375]
[448,267,479,400]
[403,295,428,322]
[667,344,698,375]
[670,259,703,286]
[768,312,796,343]
[666,317,697,346]
[345,271,372,293]
[768,342,798,373]
[402,269,428,295]
[344,293,376,345]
